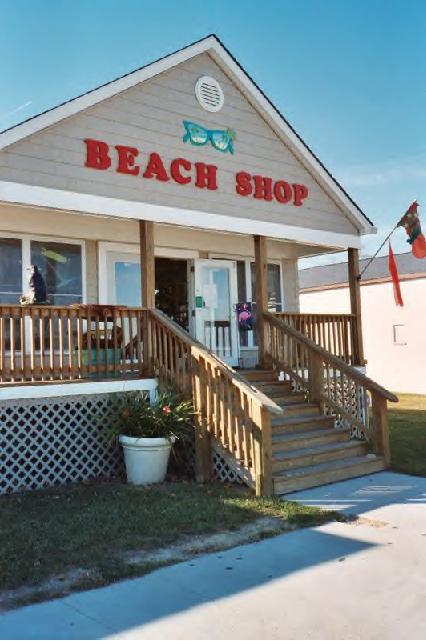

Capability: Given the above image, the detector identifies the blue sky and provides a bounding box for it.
[1,0,425,266]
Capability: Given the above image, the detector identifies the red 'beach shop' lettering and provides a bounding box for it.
[84,138,308,206]
[84,139,218,190]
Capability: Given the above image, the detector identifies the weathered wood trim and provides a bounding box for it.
[254,235,268,367]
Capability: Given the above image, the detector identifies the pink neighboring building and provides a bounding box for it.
[299,251,426,394]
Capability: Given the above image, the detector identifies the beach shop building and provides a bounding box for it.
[0,35,397,496]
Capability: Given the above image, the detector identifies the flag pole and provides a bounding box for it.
[357,224,399,280]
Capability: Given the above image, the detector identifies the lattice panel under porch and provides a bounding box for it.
[1,393,129,495]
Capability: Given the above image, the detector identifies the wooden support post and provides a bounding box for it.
[254,235,269,368]
[371,392,391,466]
[139,220,155,376]
[348,248,365,366]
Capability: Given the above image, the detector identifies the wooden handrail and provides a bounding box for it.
[148,309,280,495]
[150,309,283,415]
[264,311,397,464]
[277,312,355,319]
[266,312,397,402]
[275,312,358,364]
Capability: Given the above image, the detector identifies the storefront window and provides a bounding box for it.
[31,241,83,305]
[250,262,282,312]
[0,238,22,304]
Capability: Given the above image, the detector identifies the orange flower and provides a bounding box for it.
[162,405,172,414]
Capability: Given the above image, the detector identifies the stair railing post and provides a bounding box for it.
[371,392,390,466]
[308,351,324,406]
[193,354,212,483]
[254,404,273,497]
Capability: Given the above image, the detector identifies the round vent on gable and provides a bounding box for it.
[195,76,224,112]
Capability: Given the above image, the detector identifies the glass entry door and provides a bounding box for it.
[192,259,239,367]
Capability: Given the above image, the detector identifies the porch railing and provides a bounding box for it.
[0,304,148,383]
[148,309,283,495]
[264,312,397,464]
[275,312,359,365]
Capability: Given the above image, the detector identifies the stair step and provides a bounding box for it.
[272,440,368,472]
[254,381,292,392]
[273,455,386,494]
[272,427,350,452]
[272,414,335,434]
[242,369,278,382]
[273,403,321,418]
[275,394,307,406]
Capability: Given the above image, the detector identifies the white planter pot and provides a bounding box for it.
[119,435,174,485]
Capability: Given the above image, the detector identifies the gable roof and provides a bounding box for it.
[0,34,374,235]
[300,250,426,290]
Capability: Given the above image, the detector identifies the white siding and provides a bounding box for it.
[0,53,358,237]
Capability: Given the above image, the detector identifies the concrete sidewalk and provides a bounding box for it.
[1,471,426,640]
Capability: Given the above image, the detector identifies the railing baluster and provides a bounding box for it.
[49,310,55,380]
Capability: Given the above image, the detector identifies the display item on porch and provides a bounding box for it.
[19,265,47,305]
[397,200,426,259]
[388,243,403,307]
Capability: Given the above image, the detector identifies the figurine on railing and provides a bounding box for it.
[19,265,48,305]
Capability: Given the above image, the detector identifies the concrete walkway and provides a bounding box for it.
[1,471,426,640]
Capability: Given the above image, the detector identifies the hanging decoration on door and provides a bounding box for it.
[182,121,236,154]
[236,302,255,331]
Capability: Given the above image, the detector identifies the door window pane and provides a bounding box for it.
[30,241,83,305]
[0,238,22,304]
[199,265,232,359]
[114,261,141,306]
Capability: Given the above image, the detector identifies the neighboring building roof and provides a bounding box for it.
[300,250,426,290]
[0,34,374,235]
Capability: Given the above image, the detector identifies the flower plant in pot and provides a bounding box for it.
[108,389,194,485]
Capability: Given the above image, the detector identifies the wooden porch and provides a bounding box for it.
[0,224,397,495]
[0,303,397,495]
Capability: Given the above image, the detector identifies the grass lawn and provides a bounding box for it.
[0,481,338,594]
[389,393,426,476]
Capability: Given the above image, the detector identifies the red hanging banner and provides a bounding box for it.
[388,243,403,306]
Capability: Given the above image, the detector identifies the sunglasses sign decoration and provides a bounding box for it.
[83,124,309,207]
[182,121,236,154]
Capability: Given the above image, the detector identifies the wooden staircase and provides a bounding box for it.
[243,368,386,494]
[148,309,397,497]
